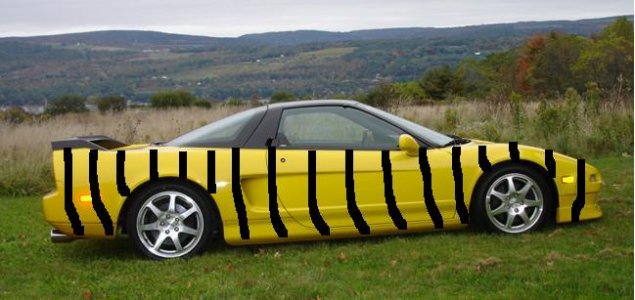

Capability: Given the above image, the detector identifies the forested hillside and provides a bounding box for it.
[0,15,631,105]
[360,17,633,105]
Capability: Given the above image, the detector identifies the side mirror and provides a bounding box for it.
[398,134,419,156]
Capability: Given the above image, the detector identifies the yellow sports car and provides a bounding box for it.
[43,100,603,259]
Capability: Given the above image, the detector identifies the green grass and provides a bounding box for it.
[173,47,357,80]
[0,157,632,299]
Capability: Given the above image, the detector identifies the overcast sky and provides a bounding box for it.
[0,0,632,37]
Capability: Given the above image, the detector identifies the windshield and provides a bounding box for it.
[166,106,265,147]
[360,104,454,147]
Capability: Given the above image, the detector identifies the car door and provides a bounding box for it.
[272,105,455,233]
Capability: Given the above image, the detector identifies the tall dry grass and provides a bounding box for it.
[0,99,632,196]
[389,98,633,158]
[0,106,245,196]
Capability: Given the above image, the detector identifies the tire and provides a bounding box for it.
[471,164,552,234]
[126,181,217,259]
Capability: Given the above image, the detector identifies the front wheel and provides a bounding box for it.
[126,182,216,259]
[472,165,552,234]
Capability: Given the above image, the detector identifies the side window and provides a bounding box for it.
[167,106,265,147]
[276,106,403,149]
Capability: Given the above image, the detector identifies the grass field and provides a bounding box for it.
[0,157,631,299]
[173,47,357,80]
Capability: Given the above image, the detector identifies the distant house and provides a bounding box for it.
[128,100,149,107]
[21,105,45,115]
[85,104,98,112]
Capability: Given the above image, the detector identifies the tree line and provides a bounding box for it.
[2,17,631,123]
[357,17,633,106]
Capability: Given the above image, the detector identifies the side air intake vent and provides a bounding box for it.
[51,135,127,150]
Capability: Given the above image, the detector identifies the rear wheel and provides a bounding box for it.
[472,165,552,234]
[127,182,216,259]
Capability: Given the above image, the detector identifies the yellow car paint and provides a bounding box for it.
[42,141,602,245]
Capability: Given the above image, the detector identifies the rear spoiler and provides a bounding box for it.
[51,135,127,150]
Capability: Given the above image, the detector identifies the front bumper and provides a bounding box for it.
[555,163,603,223]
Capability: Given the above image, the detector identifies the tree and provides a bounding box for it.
[515,34,546,94]
[150,90,196,108]
[1,106,31,124]
[46,95,87,115]
[97,96,127,113]
[528,33,591,95]
[392,81,427,102]
[361,81,394,107]
[455,58,493,98]
[270,90,295,103]
[477,51,519,99]
[600,16,634,43]
[574,17,634,92]
[419,65,463,100]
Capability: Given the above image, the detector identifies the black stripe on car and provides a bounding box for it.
[478,145,492,173]
[419,147,444,229]
[232,148,250,239]
[509,142,520,162]
[345,150,370,235]
[116,150,130,196]
[381,150,407,230]
[179,151,187,180]
[88,149,114,235]
[571,159,586,222]
[63,148,84,235]
[545,149,556,178]
[267,146,288,238]
[149,149,158,180]
[308,150,330,236]
[207,150,216,193]
[452,147,469,224]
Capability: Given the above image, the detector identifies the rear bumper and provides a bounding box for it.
[43,189,121,238]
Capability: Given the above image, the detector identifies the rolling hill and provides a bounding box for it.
[0,15,631,105]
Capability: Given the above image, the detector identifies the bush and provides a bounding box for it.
[361,81,394,108]
[97,96,127,113]
[509,91,525,137]
[150,90,196,108]
[193,99,212,109]
[46,95,87,115]
[444,108,460,131]
[587,114,634,156]
[584,82,601,115]
[1,107,31,124]
[392,81,427,102]
[533,88,583,156]
[419,65,462,100]
[534,100,561,142]
[270,91,295,103]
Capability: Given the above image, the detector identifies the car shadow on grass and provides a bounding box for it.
[206,227,478,257]
[60,237,138,261]
[54,221,599,261]
[204,219,604,258]
[53,228,474,261]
